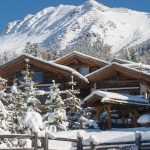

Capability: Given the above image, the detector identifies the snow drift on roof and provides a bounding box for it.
[55,51,109,65]
[86,61,150,79]
[84,90,149,105]
[0,53,89,83]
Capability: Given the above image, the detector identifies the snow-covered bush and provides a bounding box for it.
[23,111,44,134]
[138,114,150,127]
[79,116,98,129]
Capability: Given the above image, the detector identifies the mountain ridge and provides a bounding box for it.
[0,0,150,54]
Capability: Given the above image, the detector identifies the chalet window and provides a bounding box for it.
[78,67,89,76]
[33,72,43,83]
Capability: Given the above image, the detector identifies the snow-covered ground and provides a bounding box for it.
[1,0,150,53]
[0,128,149,149]
[47,128,150,150]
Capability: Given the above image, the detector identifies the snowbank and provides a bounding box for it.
[46,128,150,150]
[137,114,150,124]
[23,111,44,134]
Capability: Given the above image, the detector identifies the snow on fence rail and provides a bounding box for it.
[0,131,150,150]
[0,132,80,150]
[80,131,150,150]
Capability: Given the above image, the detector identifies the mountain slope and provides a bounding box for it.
[1,0,150,54]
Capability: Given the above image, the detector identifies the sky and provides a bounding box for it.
[0,0,150,32]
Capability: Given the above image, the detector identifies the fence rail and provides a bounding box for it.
[80,132,150,150]
[0,131,149,150]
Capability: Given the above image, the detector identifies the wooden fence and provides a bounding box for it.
[0,132,150,150]
[79,132,150,150]
[0,132,80,150]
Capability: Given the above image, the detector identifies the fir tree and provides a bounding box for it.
[23,42,45,59]
[19,59,42,135]
[10,80,26,133]
[65,76,83,129]
[0,80,16,148]
[9,59,41,133]
[20,59,41,112]
[0,78,17,133]
[0,80,8,130]
[65,76,98,129]
[44,80,66,132]
[129,49,140,62]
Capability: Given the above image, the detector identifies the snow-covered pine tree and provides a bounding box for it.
[129,49,140,62]
[9,59,41,133]
[44,80,66,132]
[65,76,98,129]
[0,78,8,131]
[65,76,83,129]
[23,42,45,59]
[20,59,41,112]
[18,59,45,136]
[19,59,44,135]
[9,80,26,133]
[0,77,14,148]
[45,43,61,60]
[63,36,112,61]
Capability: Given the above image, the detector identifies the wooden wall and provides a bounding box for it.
[95,72,141,95]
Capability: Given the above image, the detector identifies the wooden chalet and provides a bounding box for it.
[0,51,149,129]
[84,90,150,129]
[86,62,150,96]
[0,54,88,97]
[84,61,150,129]
[55,51,109,76]
[55,51,109,97]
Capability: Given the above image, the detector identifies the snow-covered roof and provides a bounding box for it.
[111,58,135,64]
[0,53,89,83]
[85,64,112,78]
[84,90,150,107]
[137,114,150,124]
[55,51,109,66]
[123,63,150,72]
[111,58,150,73]
[86,62,150,83]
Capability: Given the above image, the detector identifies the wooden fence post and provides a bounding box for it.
[77,133,83,150]
[44,132,49,150]
[135,131,141,150]
[90,140,96,150]
[34,132,38,150]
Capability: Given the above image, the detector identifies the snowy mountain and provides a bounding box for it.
[1,0,150,54]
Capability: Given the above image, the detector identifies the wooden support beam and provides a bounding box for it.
[44,132,48,150]
[131,110,138,127]
[107,105,112,129]
[95,106,103,123]
[120,111,126,128]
